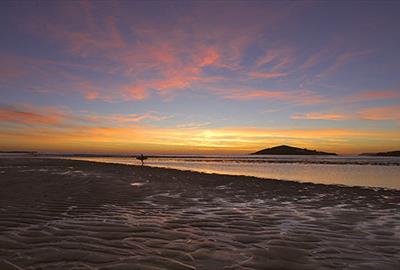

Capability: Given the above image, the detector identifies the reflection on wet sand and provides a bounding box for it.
[0,158,399,270]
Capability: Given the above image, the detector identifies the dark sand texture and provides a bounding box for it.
[0,158,399,270]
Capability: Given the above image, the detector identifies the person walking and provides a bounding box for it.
[136,154,147,166]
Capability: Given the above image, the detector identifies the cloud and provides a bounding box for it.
[122,86,149,101]
[221,89,288,101]
[291,104,400,121]
[0,104,170,130]
[291,112,349,121]
[89,112,171,125]
[317,50,372,78]
[1,101,399,155]
[32,12,126,57]
[197,47,220,67]
[248,71,288,79]
[2,121,399,154]
[345,90,400,103]
[217,88,325,105]
[175,122,212,129]
[256,47,294,71]
[0,105,66,125]
[13,1,293,102]
[3,2,395,110]
[357,105,400,121]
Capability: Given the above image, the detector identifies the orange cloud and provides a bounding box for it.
[84,91,99,100]
[90,113,170,125]
[358,105,400,121]
[122,86,149,101]
[291,112,349,120]
[346,90,400,103]
[0,106,65,125]
[218,88,324,105]
[292,105,400,122]
[198,47,220,67]
[20,2,292,102]
[2,123,399,155]
[222,89,288,100]
[248,71,288,79]
[0,103,398,155]
[12,4,393,107]
[0,104,170,132]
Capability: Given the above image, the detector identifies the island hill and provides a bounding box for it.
[360,150,400,157]
[251,145,337,155]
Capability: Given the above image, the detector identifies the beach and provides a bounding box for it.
[0,158,399,270]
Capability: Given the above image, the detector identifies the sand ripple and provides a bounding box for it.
[0,158,399,269]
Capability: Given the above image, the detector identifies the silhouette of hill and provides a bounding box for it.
[251,145,337,155]
[360,151,400,157]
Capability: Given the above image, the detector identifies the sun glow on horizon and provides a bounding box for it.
[0,1,399,155]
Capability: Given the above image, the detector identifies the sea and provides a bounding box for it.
[65,155,400,190]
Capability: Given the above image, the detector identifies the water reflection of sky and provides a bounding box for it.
[66,156,400,190]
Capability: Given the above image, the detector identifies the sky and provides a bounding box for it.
[0,0,400,155]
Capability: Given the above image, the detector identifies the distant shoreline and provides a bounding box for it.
[52,157,400,190]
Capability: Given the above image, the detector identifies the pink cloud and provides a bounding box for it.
[317,50,372,78]
[0,106,66,125]
[291,112,349,120]
[217,88,325,105]
[346,90,400,102]
[248,71,288,79]
[291,104,400,121]
[84,91,99,100]
[300,50,327,70]
[106,113,169,123]
[122,86,149,101]
[358,105,400,121]
[197,47,220,67]
[0,103,170,130]
[222,89,288,101]
[6,2,299,105]
[18,2,292,101]
[299,38,343,71]
[41,15,126,57]
[256,48,294,70]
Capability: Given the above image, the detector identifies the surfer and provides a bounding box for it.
[136,154,147,166]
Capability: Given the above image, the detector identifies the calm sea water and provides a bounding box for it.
[66,155,400,190]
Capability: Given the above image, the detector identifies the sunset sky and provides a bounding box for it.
[1,1,399,155]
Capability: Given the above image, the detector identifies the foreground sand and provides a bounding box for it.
[0,158,399,270]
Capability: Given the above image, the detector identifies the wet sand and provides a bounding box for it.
[0,158,399,270]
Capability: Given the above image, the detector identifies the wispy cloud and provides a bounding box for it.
[291,112,349,121]
[0,105,67,125]
[292,104,400,121]
[221,89,288,101]
[175,122,212,129]
[248,71,288,79]
[0,104,169,128]
[13,1,294,102]
[358,105,400,121]
[255,47,294,71]
[316,50,372,78]
[1,2,399,155]
[217,88,325,105]
[2,121,399,154]
[89,112,171,125]
[345,90,400,103]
